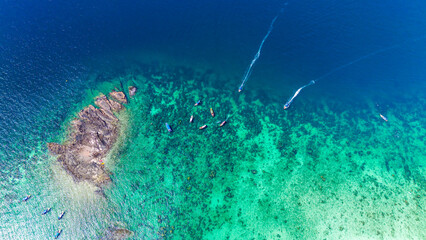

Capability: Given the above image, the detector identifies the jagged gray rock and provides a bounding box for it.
[48,90,129,186]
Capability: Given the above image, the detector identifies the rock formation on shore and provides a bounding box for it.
[110,90,128,104]
[48,89,130,186]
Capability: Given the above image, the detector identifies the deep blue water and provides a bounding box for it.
[2,0,425,104]
[1,0,425,238]
[1,0,425,149]
[2,0,426,84]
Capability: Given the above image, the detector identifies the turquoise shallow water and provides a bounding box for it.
[103,60,426,239]
[1,0,426,239]
[1,55,425,239]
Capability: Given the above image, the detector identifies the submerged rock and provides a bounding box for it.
[128,86,137,97]
[111,228,133,240]
[106,223,133,240]
[48,90,130,187]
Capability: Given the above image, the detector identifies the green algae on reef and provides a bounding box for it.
[93,62,425,239]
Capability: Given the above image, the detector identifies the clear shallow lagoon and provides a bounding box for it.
[0,0,425,239]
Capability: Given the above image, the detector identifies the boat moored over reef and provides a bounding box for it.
[42,208,51,215]
[22,195,31,202]
[58,211,66,220]
[54,229,62,239]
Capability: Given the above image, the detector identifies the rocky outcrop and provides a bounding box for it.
[95,94,123,112]
[110,90,128,104]
[128,86,137,97]
[48,90,130,186]
[47,143,67,155]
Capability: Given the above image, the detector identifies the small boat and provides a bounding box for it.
[54,229,62,239]
[284,102,291,110]
[194,100,201,106]
[199,125,207,130]
[58,211,66,220]
[165,123,173,132]
[283,103,290,110]
[380,114,388,122]
[189,115,194,123]
[219,120,226,127]
[42,208,51,215]
[22,195,31,202]
[238,86,243,92]
[210,108,215,117]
